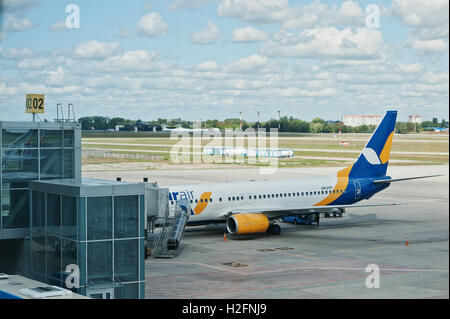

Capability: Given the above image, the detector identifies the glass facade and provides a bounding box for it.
[0,124,79,233]
[29,180,145,299]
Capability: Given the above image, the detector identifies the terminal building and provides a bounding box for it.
[0,120,153,299]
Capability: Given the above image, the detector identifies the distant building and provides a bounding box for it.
[408,115,422,124]
[342,115,382,127]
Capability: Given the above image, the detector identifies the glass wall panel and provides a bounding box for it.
[87,241,112,285]
[46,193,60,237]
[46,235,62,286]
[114,239,138,283]
[62,195,77,240]
[31,235,46,283]
[114,195,138,239]
[63,148,74,178]
[32,191,45,232]
[87,197,112,240]
[40,130,62,147]
[114,283,139,299]
[2,129,38,148]
[1,189,29,229]
[63,130,74,147]
[1,149,39,184]
[40,149,62,180]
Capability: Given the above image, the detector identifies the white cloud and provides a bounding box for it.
[3,15,34,32]
[227,54,268,73]
[261,27,384,60]
[190,21,220,44]
[217,0,289,24]
[396,63,423,73]
[409,38,449,54]
[168,0,211,11]
[49,21,67,31]
[391,0,448,28]
[282,0,365,30]
[2,0,40,14]
[74,41,122,60]
[390,0,449,55]
[136,12,168,37]
[231,26,268,42]
[89,50,165,72]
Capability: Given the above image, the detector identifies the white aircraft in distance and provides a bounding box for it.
[167,111,440,236]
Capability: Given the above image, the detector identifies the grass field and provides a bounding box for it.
[81,133,449,168]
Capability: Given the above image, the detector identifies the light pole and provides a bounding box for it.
[257,111,260,130]
[278,110,281,131]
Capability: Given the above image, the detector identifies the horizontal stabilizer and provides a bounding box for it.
[373,175,442,184]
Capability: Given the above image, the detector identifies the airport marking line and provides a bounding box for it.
[148,260,449,276]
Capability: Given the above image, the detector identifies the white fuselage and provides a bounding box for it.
[167,174,350,223]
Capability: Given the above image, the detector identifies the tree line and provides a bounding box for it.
[78,116,448,134]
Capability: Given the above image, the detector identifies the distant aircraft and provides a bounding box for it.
[167,111,440,236]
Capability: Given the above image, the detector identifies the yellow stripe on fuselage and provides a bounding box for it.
[313,165,352,206]
[193,192,212,215]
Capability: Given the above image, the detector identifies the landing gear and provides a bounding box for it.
[267,224,281,235]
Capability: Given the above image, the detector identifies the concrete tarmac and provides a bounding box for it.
[83,164,449,299]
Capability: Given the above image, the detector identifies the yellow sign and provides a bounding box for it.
[26,94,45,113]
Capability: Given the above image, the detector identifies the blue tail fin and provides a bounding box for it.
[348,110,397,178]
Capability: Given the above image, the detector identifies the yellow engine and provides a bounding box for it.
[226,213,270,235]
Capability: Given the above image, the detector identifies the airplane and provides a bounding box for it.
[166,110,440,236]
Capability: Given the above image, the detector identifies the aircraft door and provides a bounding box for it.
[354,181,361,200]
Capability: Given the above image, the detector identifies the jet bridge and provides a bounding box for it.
[144,183,191,258]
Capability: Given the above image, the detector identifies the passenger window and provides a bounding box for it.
[254,195,257,199]
[210,198,213,202]
[241,196,243,200]
[232,197,235,201]
[219,198,222,202]
[259,195,262,199]
[284,193,287,197]
[201,199,204,203]
[301,192,304,196]
[195,199,198,203]
[190,200,193,204]
[228,197,231,201]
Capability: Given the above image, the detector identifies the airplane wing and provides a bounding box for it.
[222,202,405,219]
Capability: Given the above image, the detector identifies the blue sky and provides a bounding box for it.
[0,0,448,122]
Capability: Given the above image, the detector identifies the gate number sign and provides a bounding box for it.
[26,94,45,113]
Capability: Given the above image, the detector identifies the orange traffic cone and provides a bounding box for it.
[223,232,227,241]
[405,237,409,247]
